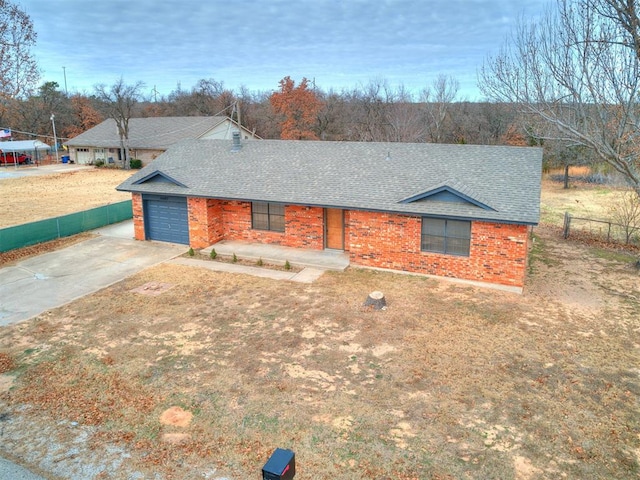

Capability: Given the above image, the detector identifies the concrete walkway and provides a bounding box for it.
[169,257,328,283]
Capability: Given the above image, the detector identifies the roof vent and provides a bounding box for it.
[231,131,242,152]
[386,151,391,161]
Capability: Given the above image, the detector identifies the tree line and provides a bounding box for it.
[2,75,528,147]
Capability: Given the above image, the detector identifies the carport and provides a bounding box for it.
[0,140,51,166]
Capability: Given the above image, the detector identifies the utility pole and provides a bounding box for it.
[50,114,59,163]
[62,66,68,95]
[237,100,242,134]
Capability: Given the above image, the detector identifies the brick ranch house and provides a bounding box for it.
[117,136,542,291]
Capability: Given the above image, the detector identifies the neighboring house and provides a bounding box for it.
[116,136,542,291]
[64,116,259,166]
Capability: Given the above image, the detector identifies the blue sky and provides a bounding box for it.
[25,0,547,101]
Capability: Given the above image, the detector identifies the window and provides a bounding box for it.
[252,202,285,232]
[421,218,471,256]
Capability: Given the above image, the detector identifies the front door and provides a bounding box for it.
[325,208,344,250]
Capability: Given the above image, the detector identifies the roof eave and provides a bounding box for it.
[117,186,538,225]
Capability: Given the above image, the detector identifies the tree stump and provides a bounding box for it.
[363,291,386,310]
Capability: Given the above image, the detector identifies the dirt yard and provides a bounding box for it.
[0,169,639,479]
[0,167,133,228]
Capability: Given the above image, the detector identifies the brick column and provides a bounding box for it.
[131,193,146,241]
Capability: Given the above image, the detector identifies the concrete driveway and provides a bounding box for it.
[0,221,185,478]
[0,163,92,180]
[0,221,187,326]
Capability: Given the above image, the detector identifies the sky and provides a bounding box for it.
[24,0,548,101]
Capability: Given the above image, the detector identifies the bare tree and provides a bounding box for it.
[608,190,640,244]
[386,84,425,143]
[345,78,424,143]
[421,74,459,143]
[95,78,144,169]
[0,0,39,124]
[479,0,640,195]
[316,88,349,141]
[346,79,393,142]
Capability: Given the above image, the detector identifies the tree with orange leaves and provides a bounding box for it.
[64,95,103,138]
[269,76,322,140]
[500,123,528,147]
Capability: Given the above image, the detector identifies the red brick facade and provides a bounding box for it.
[136,195,530,288]
[132,193,145,241]
[185,198,325,250]
[346,210,529,288]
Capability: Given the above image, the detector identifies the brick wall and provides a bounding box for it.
[186,200,325,250]
[346,210,529,288]
[131,193,145,241]
[142,195,529,288]
[188,197,224,249]
[281,204,324,249]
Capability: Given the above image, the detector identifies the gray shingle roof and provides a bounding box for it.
[117,139,543,225]
[64,116,229,150]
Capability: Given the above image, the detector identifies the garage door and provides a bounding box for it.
[143,195,189,244]
[75,148,92,165]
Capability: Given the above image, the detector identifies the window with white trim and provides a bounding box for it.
[421,218,471,256]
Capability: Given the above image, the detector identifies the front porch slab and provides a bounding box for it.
[201,240,350,271]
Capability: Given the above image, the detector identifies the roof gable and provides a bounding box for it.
[132,170,186,188]
[399,182,496,211]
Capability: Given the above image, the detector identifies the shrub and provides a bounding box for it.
[130,158,143,169]
[284,260,291,270]
[232,253,238,263]
[257,258,264,267]
[188,248,195,257]
[210,249,217,260]
[94,159,105,168]
[607,190,640,244]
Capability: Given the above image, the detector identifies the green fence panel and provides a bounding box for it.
[0,218,60,252]
[109,201,134,223]
[0,200,132,253]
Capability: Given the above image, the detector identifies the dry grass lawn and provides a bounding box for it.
[0,168,639,479]
[0,167,133,228]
